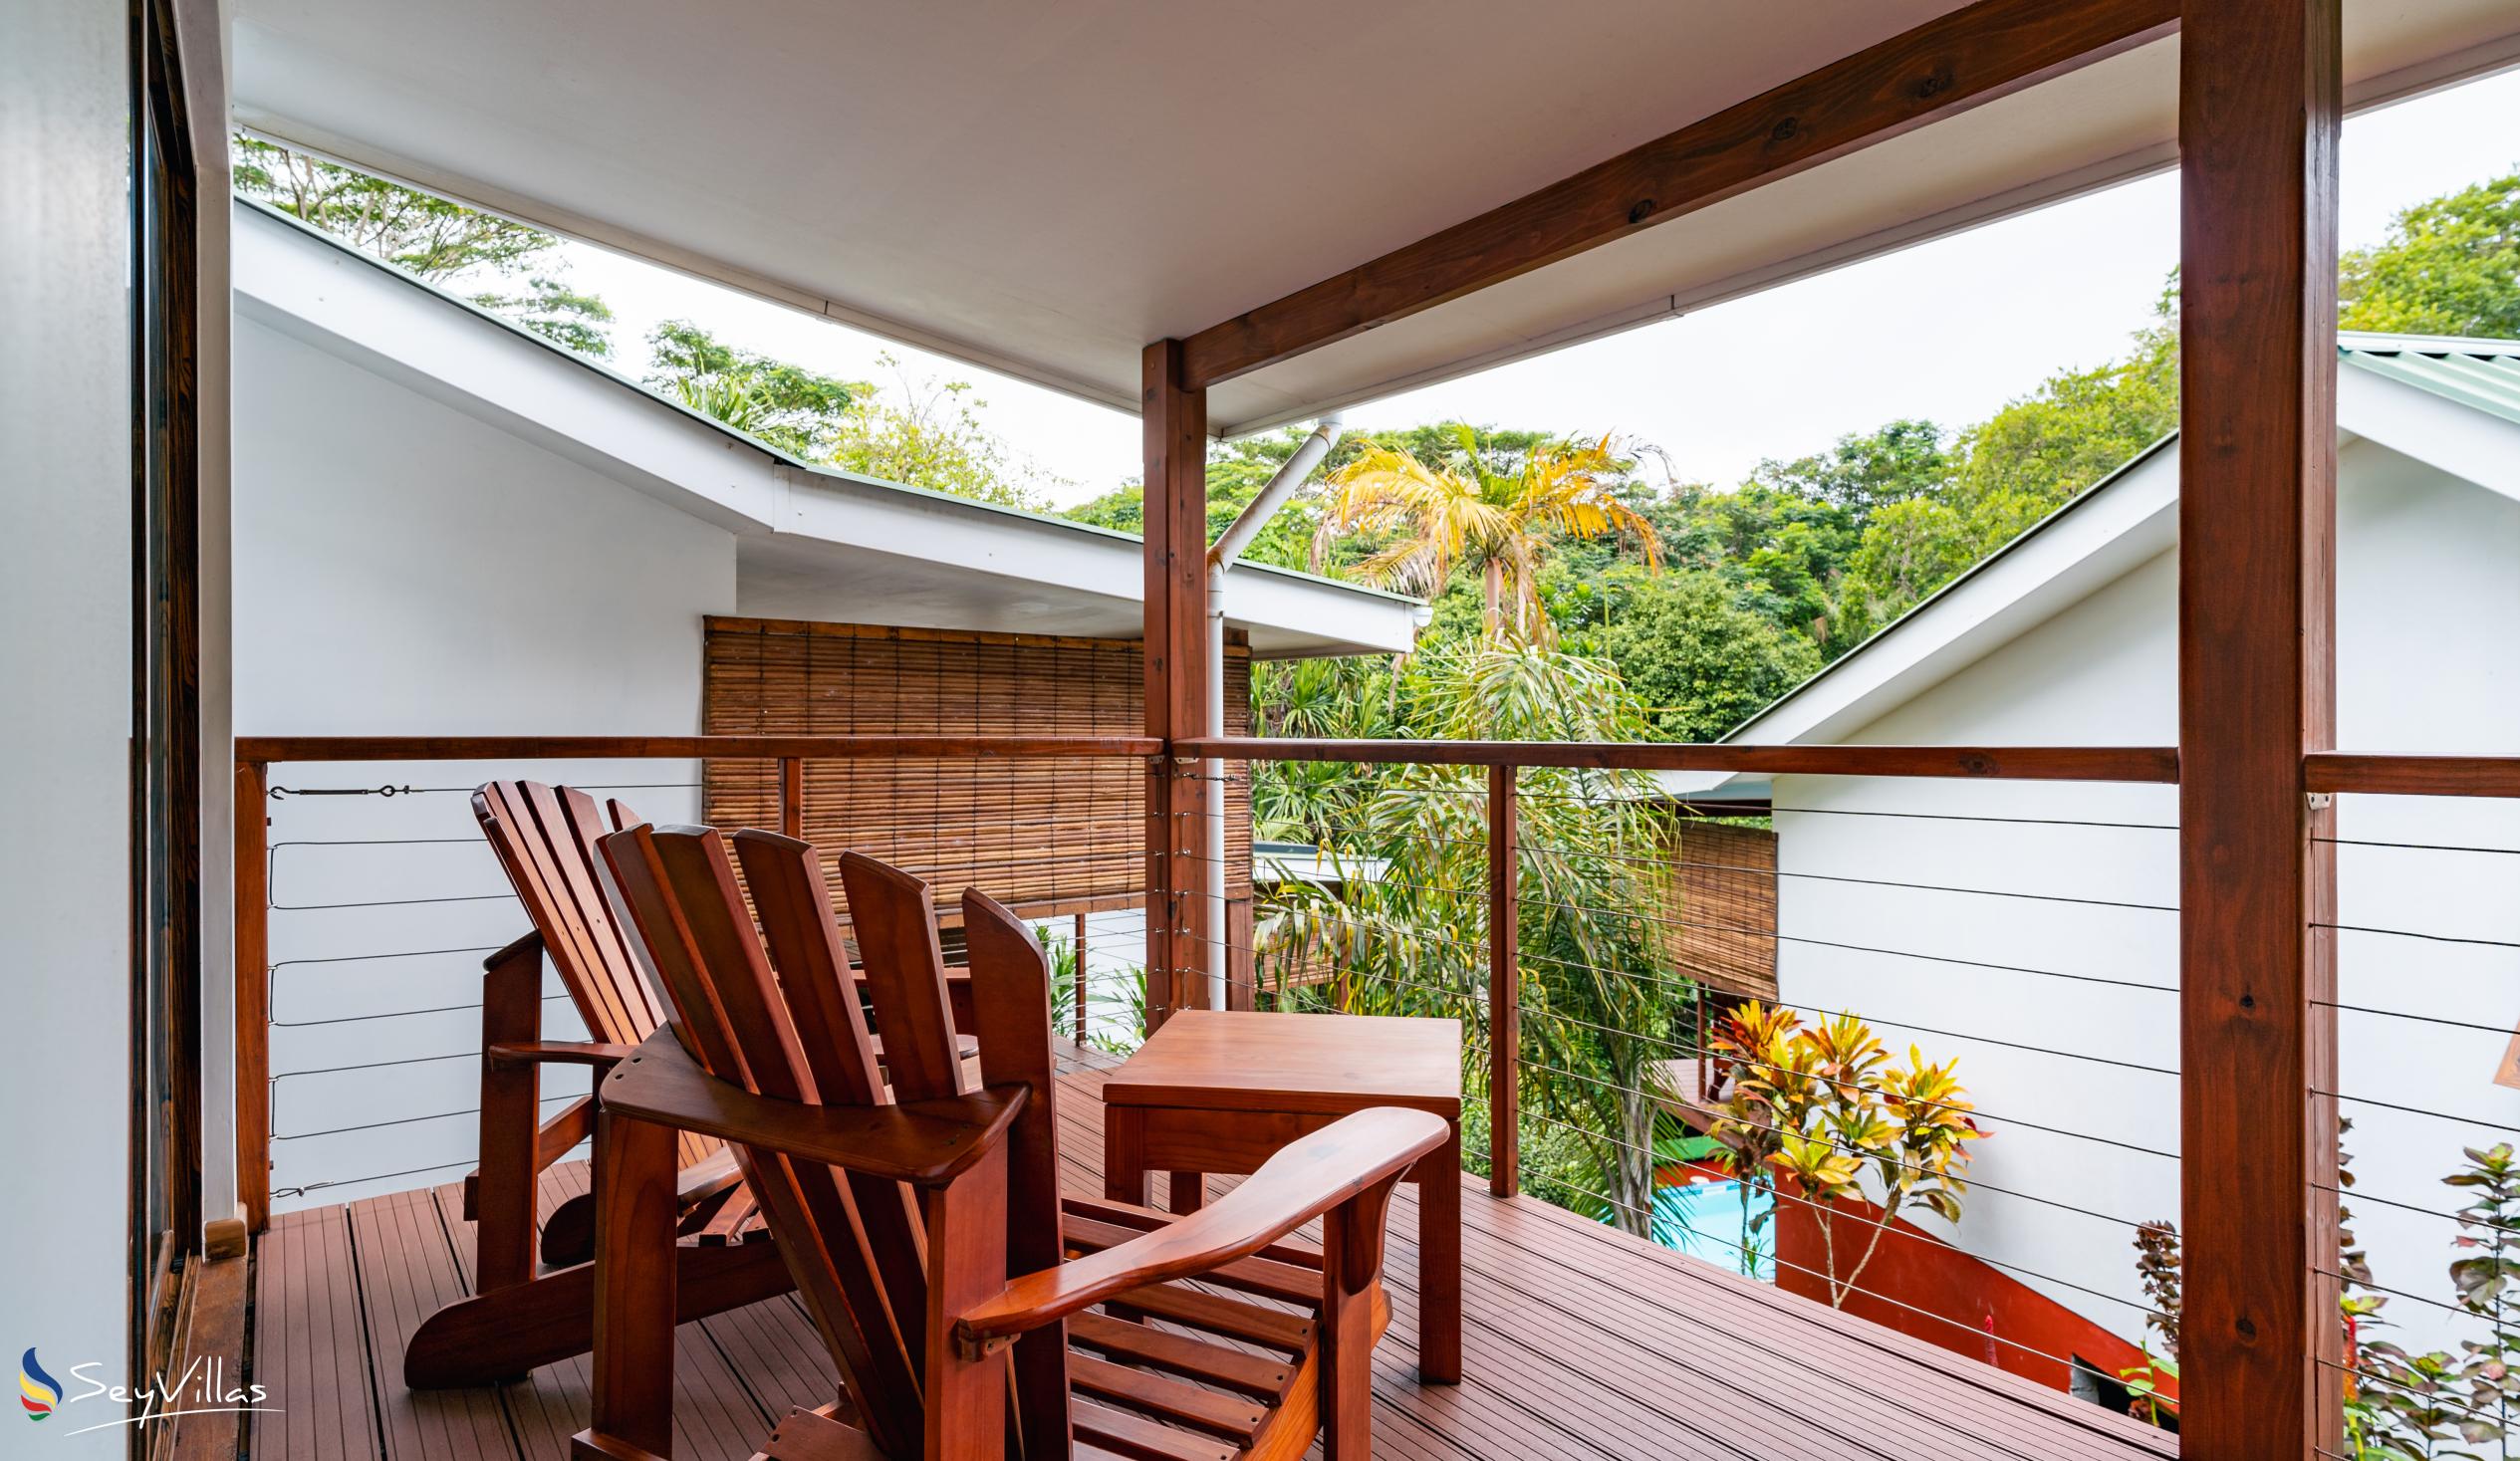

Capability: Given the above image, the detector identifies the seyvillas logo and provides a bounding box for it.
[18,1347,274,1437]
[20,1349,61,1421]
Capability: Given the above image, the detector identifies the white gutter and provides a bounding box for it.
[1202,414,1343,1008]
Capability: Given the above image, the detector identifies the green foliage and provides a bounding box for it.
[1827,294,2178,647]
[644,329,1054,508]
[1315,426,1662,639]
[1064,429,1340,572]
[1575,568,1823,742]
[647,319,861,459]
[468,278,616,357]
[2353,1143,2520,1458]
[1651,481,1861,650]
[1251,636,1693,1237]
[233,135,614,358]
[2343,171,2520,340]
[1706,1003,1983,1308]
[1753,418,1951,525]
[1947,300,2180,513]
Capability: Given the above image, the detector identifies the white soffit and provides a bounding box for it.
[231,0,2520,436]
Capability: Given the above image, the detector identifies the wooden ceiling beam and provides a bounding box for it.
[1178,0,2179,391]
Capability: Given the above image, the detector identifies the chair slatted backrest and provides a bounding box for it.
[601,824,927,1455]
[472,781,712,1170]
[600,825,1076,1458]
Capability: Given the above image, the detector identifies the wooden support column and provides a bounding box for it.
[233,761,270,1233]
[1141,340,1209,1027]
[2177,2,2341,1456]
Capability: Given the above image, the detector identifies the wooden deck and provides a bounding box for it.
[247,1051,2176,1460]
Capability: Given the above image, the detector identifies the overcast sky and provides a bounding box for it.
[559,66,2520,507]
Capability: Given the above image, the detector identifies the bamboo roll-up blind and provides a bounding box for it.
[1657,819,1779,1000]
[702,617,1252,927]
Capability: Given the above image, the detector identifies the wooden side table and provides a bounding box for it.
[1100,1010,1463,1383]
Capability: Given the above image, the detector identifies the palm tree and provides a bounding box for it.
[1312,427,1663,639]
[1250,639,1695,1237]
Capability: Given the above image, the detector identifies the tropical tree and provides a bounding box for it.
[645,328,1055,508]
[646,320,860,458]
[1065,427,1358,571]
[827,359,1060,510]
[2342,169,2520,341]
[1251,638,1693,1236]
[1752,418,1951,527]
[1576,566,1824,742]
[1313,427,1663,639]
[233,135,615,358]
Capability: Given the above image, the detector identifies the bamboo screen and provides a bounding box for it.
[1657,820,1780,1000]
[701,616,1251,926]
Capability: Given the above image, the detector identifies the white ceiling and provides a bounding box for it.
[231,0,2520,436]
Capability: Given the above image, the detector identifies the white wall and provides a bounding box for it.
[0,2,138,1450]
[1773,438,2520,1358]
[234,314,736,1209]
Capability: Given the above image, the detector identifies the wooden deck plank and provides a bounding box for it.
[1467,1190,2175,1461]
[243,1055,2170,1461]
[1054,1053,2171,1461]
[699,1294,845,1424]
[1047,1074,1746,1461]
[346,1187,518,1461]
[252,1205,379,1461]
[428,1166,776,1461]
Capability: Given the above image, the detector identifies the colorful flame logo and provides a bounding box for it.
[20,1348,61,1421]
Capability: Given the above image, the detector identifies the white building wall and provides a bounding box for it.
[1773,438,2520,1357]
[0,3,140,1444]
[234,314,736,1209]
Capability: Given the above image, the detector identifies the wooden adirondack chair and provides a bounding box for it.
[402,781,792,1387]
[584,826,1447,1460]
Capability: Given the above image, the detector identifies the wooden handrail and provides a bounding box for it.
[237,734,1163,763]
[2304,753,2520,799]
[1180,737,2181,783]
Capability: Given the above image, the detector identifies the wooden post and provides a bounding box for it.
[1487,764,1519,1198]
[1141,339,1209,1028]
[777,756,804,839]
[1074,910,1090,1047]
[2178,3,2342,1457]
[233,760,270,1234]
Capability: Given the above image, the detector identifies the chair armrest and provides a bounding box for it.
[952,1106,1448,1351]
[598,1028,1026,1185]
[487,1040,643,1069]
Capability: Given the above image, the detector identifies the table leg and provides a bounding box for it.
[1104,1106,1148,1205]
[1167,1170,1205,1214]
[1416,1124,1462,1383]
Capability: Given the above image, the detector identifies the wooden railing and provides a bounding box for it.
[1179,737,2184,1206]
[235,728,2520,1442]
[235,731,2182,1231]
[233,733,1158,1231]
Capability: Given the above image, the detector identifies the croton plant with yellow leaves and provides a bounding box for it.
[1707,1002,1986,1308]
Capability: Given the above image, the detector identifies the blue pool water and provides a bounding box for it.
[1643,1180,1776,1281]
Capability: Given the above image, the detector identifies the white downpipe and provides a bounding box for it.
[1203,413,1342,1008]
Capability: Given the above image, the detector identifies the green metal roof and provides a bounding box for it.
[2339,332,2520,426]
